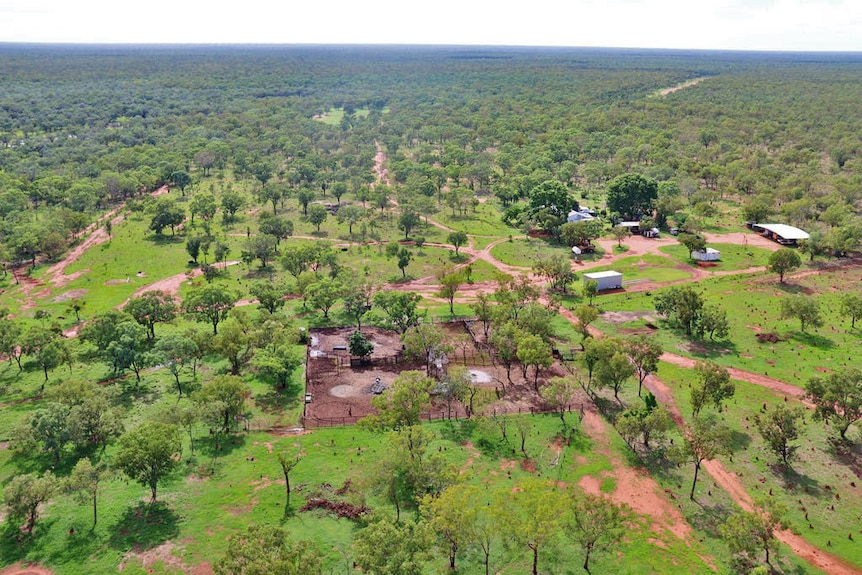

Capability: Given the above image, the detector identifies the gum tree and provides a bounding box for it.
[806,368,862,440]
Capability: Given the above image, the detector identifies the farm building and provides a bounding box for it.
[692,247,720,261]
[566,207,597,223]
[749,223,809,246]
[616,221,659,237]
[583,270,623,291]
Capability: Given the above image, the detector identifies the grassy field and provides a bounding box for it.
[592,375,822,575]
[2,172,860,575]
[433,202,522,237]
[489,237,604,268]
[591,264,862,384]
[659,242,773,272]
[651,361,862,568]
[312,107,388,126]
[587,254,693,283]
[0,402,730,575]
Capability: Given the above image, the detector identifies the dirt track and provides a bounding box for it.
[579,409,694,542]
[0,563,54,575]
[643,373,862,575]
[28,146,858,574]
[45,185,171,289]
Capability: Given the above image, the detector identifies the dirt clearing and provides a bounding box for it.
[0,565,54,575]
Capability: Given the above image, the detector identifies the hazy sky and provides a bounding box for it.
[1,0,861,51]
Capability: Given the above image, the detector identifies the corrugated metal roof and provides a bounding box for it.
[756,224,809,240]
[584,271,623,279]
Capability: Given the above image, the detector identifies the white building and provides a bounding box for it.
[692,247,720,261]
[750,223,809,246]
[583,270,623,291]
[566,208,596,223]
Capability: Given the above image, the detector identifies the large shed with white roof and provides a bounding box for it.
[583,270,623,291]
[750,223,809,246]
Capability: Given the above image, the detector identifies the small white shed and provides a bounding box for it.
[583,270,623,291]
[692,247,720,261]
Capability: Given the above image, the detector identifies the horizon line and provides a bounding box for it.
[0,41,861,55]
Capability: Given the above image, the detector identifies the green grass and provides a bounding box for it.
[461,257,507,283]
[659,242,772,272]
[468,235,507,251]
[433,203,521,237]
[587,367,829,575]
[651,361,862,568]
[2,172,856,575]
[313,107,387,126]
[588,254,692,283]
[593,265,862,384]
[0,401,725,575]
[490,238,572,268]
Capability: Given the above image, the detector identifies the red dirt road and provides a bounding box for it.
[643,373,862,575]
[579,409,694,542]
[0,564,54,575]
[45,185,171,289]
[658,352,811,403]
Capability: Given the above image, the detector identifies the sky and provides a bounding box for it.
[1,0,861,52]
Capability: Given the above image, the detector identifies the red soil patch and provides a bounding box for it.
[643,373,860,575]
[226,500,257,516]
[0,564,54,575]
[579,411,692,541]
[578,475,603,494]
[116,260,240,308]
[600,311,655,324]
[51,288,88,303]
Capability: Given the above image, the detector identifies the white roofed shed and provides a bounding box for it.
[692,247,720,261]
[583,270,623,291]
[752,223,809,245]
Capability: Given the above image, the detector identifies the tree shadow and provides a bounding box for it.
[473,434,510,458]
[438,418,478,444]
[5,446,72,477]
[0,516,60,562]
[620,442,672,471]
[688,500,734,537]
[44,518,102,566]
[567,425,593,454]
[698,339,740,360]
[789,332,834,349]
[775,282,808,295]
[196,433,248,460]
[825,437,862,481]
[114,379,160,410]
[770,464,823,498]
[254,387,302,415]
[0,362,26,386]
[591,395,625,421]
[728,429,752,452]
[146,234,183,246]
[388,275,416,284]
[108,502,180,551]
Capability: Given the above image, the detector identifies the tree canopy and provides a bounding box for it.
[606,173,658,220]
